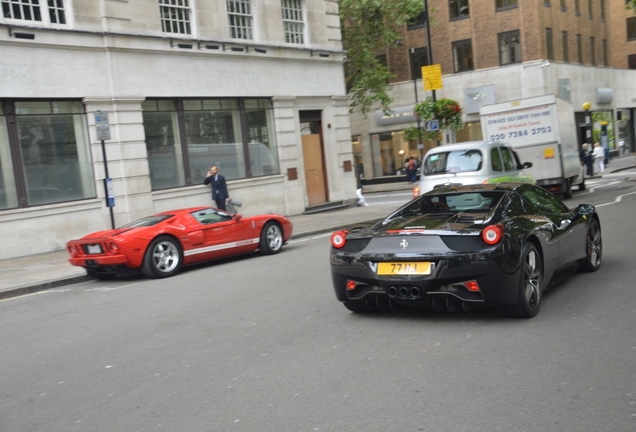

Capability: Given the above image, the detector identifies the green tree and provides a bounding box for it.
[628,1,636,13]
[340,0,424,116]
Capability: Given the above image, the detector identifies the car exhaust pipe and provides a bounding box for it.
[387,286,398,298]
[410,287,421,298]
[399,287,409,297]
[446,297,460,312]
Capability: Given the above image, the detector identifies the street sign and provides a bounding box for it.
[95,110,111,141]
[422,64,443,91]
[425,119,440,131]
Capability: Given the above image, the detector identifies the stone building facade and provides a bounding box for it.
[0,0,356,259]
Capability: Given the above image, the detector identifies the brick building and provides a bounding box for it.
[350,0,636,181]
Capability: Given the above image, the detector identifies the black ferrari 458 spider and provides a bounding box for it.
[330,183,602,318]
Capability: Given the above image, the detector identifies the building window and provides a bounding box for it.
[577,34,583,63]
[560,0,566,11]
[159,0,191,35]
[600,0,605,22]
[281,0,304,44]
[588,0,592,19]
[544,0,550,6]
[407,10,427,28]
[449,0,469,19]
[629,54,636,70]
[574,0,580,15]
[227,0,252,40]
[1,0,66,25]
[590,36,595,65]
[0,100,95,210]
[498,30,521,65]
[142,98,279,190]
[410,47,429,80]
[546,28,554,60]
[452,39,473,72]
[496,0,517,9]
[601,39,607,66]
[562,31,569,62]
[628,18,636,40]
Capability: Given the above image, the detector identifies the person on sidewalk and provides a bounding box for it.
[592,142,605,176]
[580,143,593,177]
[203,165,230,210]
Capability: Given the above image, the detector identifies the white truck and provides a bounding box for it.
[479,94,584,198]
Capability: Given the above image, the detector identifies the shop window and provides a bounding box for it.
[142,98,279,191]
[0,100,96,209]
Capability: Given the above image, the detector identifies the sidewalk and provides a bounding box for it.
[1,155,634,300]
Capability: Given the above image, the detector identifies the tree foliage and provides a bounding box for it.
[628,1,636,13]
[340,0,424,116]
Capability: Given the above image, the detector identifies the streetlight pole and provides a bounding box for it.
[423,0,440,147]
[582,101,592,147]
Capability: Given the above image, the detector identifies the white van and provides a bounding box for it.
[413,141,535,198]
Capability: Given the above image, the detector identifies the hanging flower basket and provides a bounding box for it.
[413,98,464,141]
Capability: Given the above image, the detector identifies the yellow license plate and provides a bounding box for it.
[377,262,431,275]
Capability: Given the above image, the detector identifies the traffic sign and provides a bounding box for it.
[422,64,443,91]
[425,119,440,131]
[95,110,111,141]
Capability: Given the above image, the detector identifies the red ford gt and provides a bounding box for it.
[67,207,293,279]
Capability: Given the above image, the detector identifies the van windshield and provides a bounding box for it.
[423,150,483,175]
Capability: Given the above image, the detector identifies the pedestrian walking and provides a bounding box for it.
[203,165,230,210]
[592,142,605,176]
[580,143,593,177]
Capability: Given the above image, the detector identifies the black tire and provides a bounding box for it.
[581,218,602,272]
[563,178,573,199]
[343,300,379,313]
[505,243,543,319]
[140,235,183,278]
[259,222,283,255]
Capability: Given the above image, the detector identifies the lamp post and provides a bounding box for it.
[582,101,592,147]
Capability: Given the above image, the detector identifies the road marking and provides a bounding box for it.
[85,282,142,292]
[0,288,72,302]
[596,190,636,207]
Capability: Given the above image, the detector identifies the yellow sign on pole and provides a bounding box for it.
[422,64,443,91]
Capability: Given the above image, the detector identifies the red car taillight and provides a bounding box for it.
[482,224,504,245]
[331,230,348,248]
[67,245,79,256]
[106,242,119,253]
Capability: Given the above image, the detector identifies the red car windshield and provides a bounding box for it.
[119,214,173,228]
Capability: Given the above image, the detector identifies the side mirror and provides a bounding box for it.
[571,204,594,222]
[521,162,532,169]
[233,213,242,221]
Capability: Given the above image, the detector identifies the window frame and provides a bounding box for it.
[546,28,554,61]
[628,17,636,41]
[281,0,304,44]
[227,0,253,40]
[159,0,192,35]
[409,47,430,80]
[449,0,469,20]
[498,30,521,65]
[0,0,70,27]
[562,31,569,63]
[452,39,474,73]
[495,0,517,10]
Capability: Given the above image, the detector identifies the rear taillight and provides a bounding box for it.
[482,224,504,245]
[331,230,348,248]
[106,242,119,253]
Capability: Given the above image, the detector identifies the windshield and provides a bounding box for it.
[119,214,172,228]
[423,149,483,175]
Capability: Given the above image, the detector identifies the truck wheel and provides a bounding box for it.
[563,178,573,199]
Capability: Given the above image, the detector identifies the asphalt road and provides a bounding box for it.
[1,178,635,432]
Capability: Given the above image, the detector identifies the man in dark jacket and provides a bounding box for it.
[203,165,230,210]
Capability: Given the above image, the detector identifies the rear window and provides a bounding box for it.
[119,214,173,228]
[423,149,483,175]
[394,191,505,217]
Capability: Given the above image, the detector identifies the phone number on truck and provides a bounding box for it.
[490,126,552,141]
